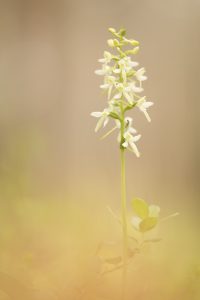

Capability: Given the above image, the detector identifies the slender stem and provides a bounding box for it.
[120,148,128,299]
[120,103,128,299]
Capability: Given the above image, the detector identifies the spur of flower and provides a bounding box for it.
[91,27,154,157]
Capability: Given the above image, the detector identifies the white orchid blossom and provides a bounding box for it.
[136,97,154,122]
[135,67,147,82]
[122,131,141,157]
[129,81,144,94]
[95,64,112,76]
[91,27,155,157]
[100,75,116,100]
[114,57,139,82]
[114,83,133,104]
[116,117,137,143]
[91,109,110,132]
[98,51,112,64]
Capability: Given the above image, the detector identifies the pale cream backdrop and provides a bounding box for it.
[0,0,199,299]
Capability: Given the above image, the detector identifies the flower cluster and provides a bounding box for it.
[91,28,154,157]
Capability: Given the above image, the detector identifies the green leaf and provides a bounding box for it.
[139,217,158,232]
[131,198,149,219]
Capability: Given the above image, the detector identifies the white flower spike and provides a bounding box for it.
[91,27,155,157]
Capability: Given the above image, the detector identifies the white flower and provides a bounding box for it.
[95,65,112,76]
[116,117,137,143]
[136,97,154,122]
[122,130,141,157]
[124,117,137,133]
[119,57,139,69]
[114,57,139,82]
[100,75,116,100]
[98,51,112,64]
[114,83,133,104]
[129,81,144,94]
[91,108,110,132]
[135,67,147,82]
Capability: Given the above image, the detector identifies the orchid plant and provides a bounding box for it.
[91,27,159,299]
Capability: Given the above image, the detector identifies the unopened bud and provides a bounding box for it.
[107,39,120,47]
[129,39,139,46]
[119,28,126,37]
[107,39,115,47]
[126,46,140,55]
[108,27,116,34]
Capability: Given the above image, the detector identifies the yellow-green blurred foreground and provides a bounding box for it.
[0,186,199,300]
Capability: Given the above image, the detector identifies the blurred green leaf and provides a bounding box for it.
[131,198,149,219]
[139,217,158,232]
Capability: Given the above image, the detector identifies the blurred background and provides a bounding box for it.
[0,0,199,299]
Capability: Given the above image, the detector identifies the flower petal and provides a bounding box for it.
[129,139,140,157]
[114,93,122,99]
[133,134,141,142]
[143,101,154,109]
[95,69,105,75]
[95,117,105,132]
[143,110,151,122]
[103,117,109,127]
[91,112,102,118]
[122,141,128,148]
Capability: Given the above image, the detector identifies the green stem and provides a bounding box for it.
[120,106,128,299]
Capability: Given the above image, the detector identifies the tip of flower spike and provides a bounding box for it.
[108,27,116,34]
[118,28,126,37]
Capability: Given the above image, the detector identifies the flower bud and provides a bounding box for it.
[126,46,140,55]
[107,39,115,47]
[118,28,126,37]
[107,39,120,47]
[129,39,139,46]
[108,27,116,34]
